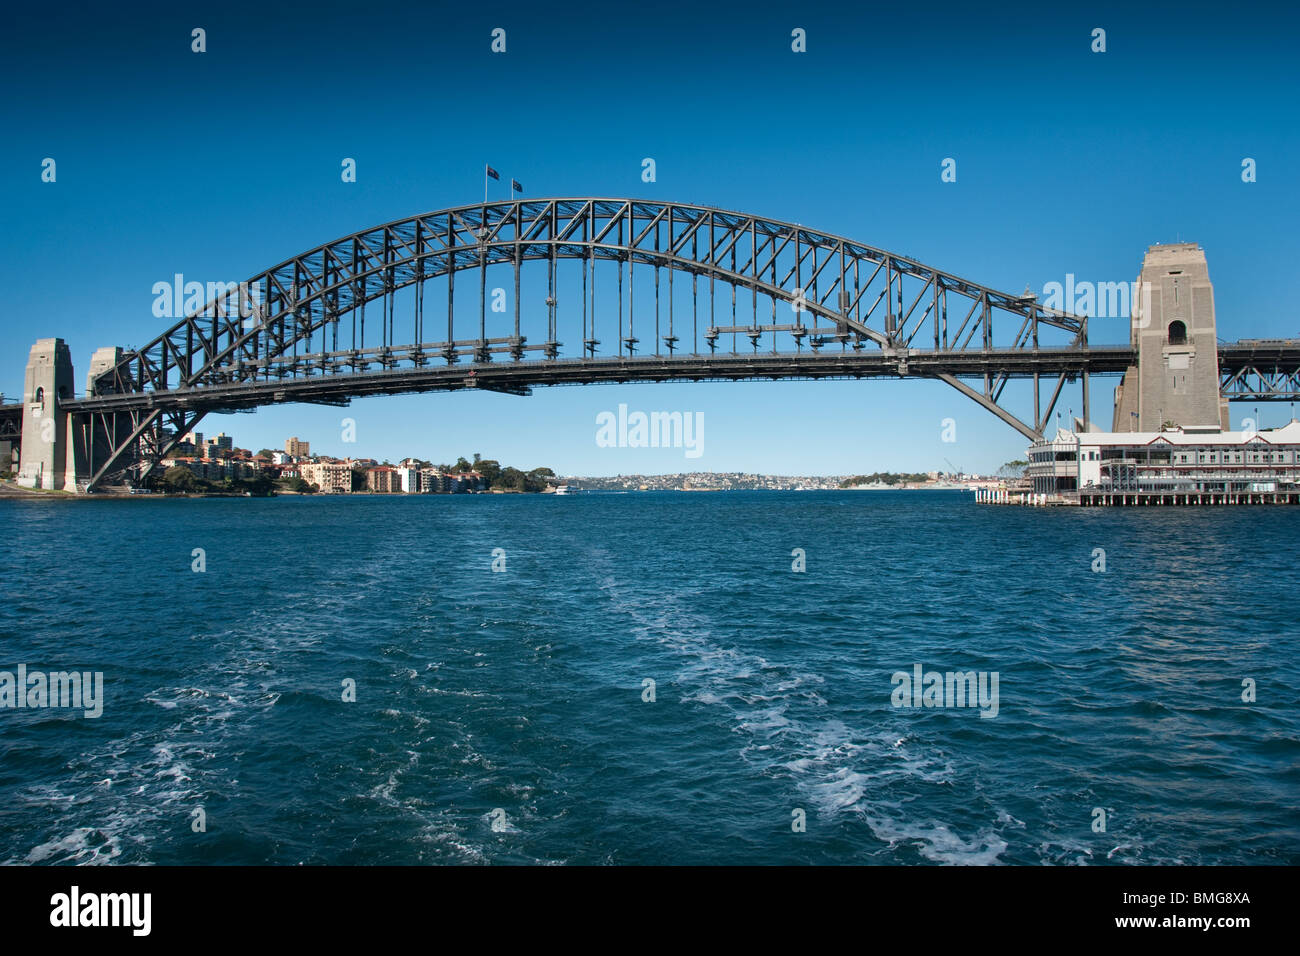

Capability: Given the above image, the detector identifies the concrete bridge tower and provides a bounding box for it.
[16,338,75,489]
[15,342,127,492]
[1112,243,1230,432]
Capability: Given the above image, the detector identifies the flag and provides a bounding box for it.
[511,179,523,193]
[485,165,500,181]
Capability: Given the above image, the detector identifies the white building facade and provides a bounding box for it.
[1027,421,1300,504]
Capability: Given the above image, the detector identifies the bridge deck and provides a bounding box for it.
[63,346,1138,413]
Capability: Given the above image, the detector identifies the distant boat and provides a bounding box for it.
[554,485,570,495]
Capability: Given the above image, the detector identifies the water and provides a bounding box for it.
[0,491,1296,865]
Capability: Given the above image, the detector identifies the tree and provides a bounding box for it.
[275,475,312,493]
[996,460,1028,478]
[477,458,502,484]
[234,474,275,497]
[162,466,201,493]
[256,448,277,459]
[525,466,555,492]
[455,456,472,472]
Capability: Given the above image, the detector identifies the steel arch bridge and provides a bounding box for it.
[42,197,1296,491]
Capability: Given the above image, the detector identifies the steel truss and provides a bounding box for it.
[1218,342,1300,401]
[68,198,1120,488]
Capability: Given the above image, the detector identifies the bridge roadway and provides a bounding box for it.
[60,344,1138,414]
[0,340,1292,432]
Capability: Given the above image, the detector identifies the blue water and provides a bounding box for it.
[0,490,1296,865]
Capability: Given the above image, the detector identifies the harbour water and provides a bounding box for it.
[1,490,1296,865]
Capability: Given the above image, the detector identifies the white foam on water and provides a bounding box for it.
[862,815,1009,865]
[24,827,122,865]
[600,576,1013,864]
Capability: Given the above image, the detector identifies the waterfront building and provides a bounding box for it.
[366,465,399,493]
[285,437,310,458]
[448,471,484,493]
[420,467,448,493]
[160,456,255,481]
[1027,421,1300,504]
[393,465,419,493]
[301,461,351,493]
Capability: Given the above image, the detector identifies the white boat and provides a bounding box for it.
[554,485,570,495]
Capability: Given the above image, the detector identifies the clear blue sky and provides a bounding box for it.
[3,0,1297,475]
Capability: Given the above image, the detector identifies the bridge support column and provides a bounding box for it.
[16,338,77,490]
[79,347,127,489]
[62,413,92,492]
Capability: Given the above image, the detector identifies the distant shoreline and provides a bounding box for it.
[0,479,979,500]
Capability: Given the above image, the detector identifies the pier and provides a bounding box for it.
[977,487,1300,506]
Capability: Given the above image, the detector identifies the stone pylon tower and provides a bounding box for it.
[15,341,130,492]
[16,338,75,489]
[1112,243,1229,432]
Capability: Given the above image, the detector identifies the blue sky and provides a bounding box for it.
[3,0,1297,475]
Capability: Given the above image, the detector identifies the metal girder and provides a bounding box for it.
[1220,367,1300,399]
[66,197,1123,490]
[0,403,21,444]
[936,374,1041,441]
[1218,342,1300,400]
[87,198,1089,399]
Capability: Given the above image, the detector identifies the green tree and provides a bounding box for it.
[275,475,313,493]
[525,466,555,492]
[235,474,275,497]
[162,466,201,493]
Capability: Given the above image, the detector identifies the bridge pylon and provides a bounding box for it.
[16,338,78,490]
[1112,243,1230,432]
[14,341,139,492]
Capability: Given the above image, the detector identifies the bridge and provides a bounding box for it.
[6,198,1299,492]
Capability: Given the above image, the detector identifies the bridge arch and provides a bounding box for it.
[70,198,1095,489]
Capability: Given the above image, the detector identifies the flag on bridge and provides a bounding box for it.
[485,165,500,181]
[511,179,523,193]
